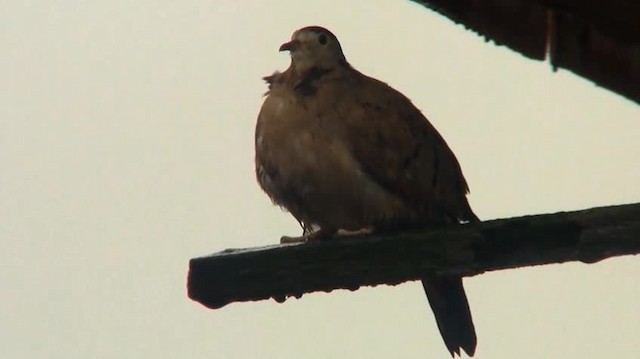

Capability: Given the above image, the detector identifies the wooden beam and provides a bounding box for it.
[188,203,640,310]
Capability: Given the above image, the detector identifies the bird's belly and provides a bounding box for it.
[258,124,406,230]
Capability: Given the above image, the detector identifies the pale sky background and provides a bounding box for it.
[2,1,639,358]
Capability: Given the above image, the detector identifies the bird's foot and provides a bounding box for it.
[336,228,374,236]
[280,228,336,244]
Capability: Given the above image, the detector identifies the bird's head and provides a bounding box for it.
[279,26,347,73]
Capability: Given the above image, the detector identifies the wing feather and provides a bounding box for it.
[338,71,477,223]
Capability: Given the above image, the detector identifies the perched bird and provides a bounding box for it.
[255,26,479,357]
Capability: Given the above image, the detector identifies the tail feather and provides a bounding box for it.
[422,275,476,357]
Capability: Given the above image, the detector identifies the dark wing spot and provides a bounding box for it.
[431,142,439,187]
[360,101,383,112]
[375,131,386,146]
[403,143,422,170]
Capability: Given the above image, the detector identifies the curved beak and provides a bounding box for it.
[279,40,298,52]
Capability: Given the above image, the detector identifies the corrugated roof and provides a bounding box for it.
[412,0,640,104]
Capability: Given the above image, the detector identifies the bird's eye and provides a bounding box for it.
[318,34,328,45]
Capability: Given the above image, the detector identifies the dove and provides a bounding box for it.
[255,26,479,357]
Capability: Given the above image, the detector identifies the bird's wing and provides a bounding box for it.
[336,71,477,223]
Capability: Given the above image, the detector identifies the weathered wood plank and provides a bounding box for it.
[188,203,640,309]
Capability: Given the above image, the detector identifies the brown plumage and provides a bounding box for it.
[255,26,478,357]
